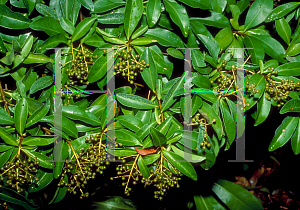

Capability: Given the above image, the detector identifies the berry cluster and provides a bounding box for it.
[1,202,8,209]
[265,78,300,107]
[108,47,149,84]
[0,155,39,193]
[63,45,97,86]
[61,91,82,105]
[144,168,182,200]
[245,81,260,96]
[59,136,109,199]
[199,134,211,150]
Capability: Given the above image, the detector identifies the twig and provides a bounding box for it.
[0,80,11,116]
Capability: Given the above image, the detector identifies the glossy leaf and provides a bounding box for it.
[78,0,94,11]
[138,155,150,178]
[62,105,101,126]
[53,175,68,203]
[124,0,143,39]
[161,72,186,112]
[117,115,143,132]
[30,76,53,94]
[72,17,96,42]
[93,0,125,13]
[88,53,114,83]
[150,127,167,147]
[192,74,211,89]
[280,99,300,114]
[211,0,227,13]
[116,93,157,109]
[23,53,53,64]
[190,12,230,28]
[30,17,67,37]
[243,36,264,64]
[23,0,35,15]
[22,136,55,146]
[266,2,300,22]
[35,4,57,19]
[291,118,300,155]
[275,18,291,45]
[97,13,124,24]
[146,0,161,27]
[268,116,299,151]
[0,107,14,125]
[167,48,184,59]
[0,148,13,168]
[60,17,75,35]
[244,0,273,30]
[115,129,142,146]
[140,48,157,92]
[212,179,264,210]
[39,33,68,51]
[162,150,197,181]
[14,98,28,136]
[26,100,50,128]
[274,62,300,76]
[171,145,205,163]
[220,99,236,144]
[163,0,189,37]
[194,195,226,210]
[23,149,54,169]
[29,170,53,193]
[254,91,271,126]
[130,37,156,45]
[108,149,137,157]
[144,28,184,48]
[215,27,233,49]
[0,5,31,29]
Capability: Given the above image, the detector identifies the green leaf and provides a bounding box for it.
[194,195,226,210]
[30,17,67,37]
[244,0,273,31]
[39,33,68,50]
[26,100,50,128]
[275,18,291,45]
[0,148,13,167]
[215,27,233,49]
[212,179,264,210]
[161,72,186,112]
[291,118,300,155]
[108,149,137,157]
[190,12,230,28]
[138,155,150,178]
[88,53,113,83]
[0,5,31,29]
[97,13,124,24]
[29,170,53,193]
[23,0,36,15]
[93,0,125,13]
[130,37,156,45]
[243,36,264,64]
[53,174,68,203]
[115,129,142,146]
[30,76,53,94]
[250,35,285,63]
[117,115,143,132]
[22,136,55,146]
[146,0,161,28]
[254,91,271,126]
[191,94,203,115]
[149,45,169,74]
[93,196,136,210]
[140,48,157,92]
[53,141,68,178]
[166,48,184,59]
[0,36,6,53]
[195,89,218,104]
[163,0,189,37]
[162,150,197,181]
[78,0,94,11]
[220,99,236,144]
[280,99,300,114]
[124,0,143,39]
[171,145,205,163]
[20,35,33,58]
[131,25,148,40]
[268,116,299,151]
[286,43,300,57]
[22,149,54,169]
[150,127,167,147]
[14,98,28,136]
[72,17,97,42]
[0,107,14,125]
[199,101,223,140]
[136,121,157,140]
[266,2,300,22]
[274,62,300,76]
[192,74,211,89]
[211,0,227,13]
[143,153,160,165]
[195,34,219,61]
[116,93,157,109]
[102,35,126,44]
[62,105,101,126]
[144,28,184,48]
[35,4,57,19]
[23,53,53,64]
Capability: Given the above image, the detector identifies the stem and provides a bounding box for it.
[125,154,140,192]
[66,140,85,178]
[0,80,10,116]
